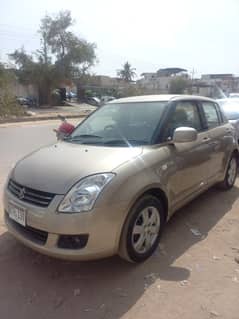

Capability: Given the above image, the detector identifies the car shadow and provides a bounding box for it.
[0,186,239,319]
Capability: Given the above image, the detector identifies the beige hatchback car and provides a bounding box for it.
[3,95,238,262]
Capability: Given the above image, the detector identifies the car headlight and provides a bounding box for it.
[58,173,115,213]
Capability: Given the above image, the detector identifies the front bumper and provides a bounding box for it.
[3,188,129,260]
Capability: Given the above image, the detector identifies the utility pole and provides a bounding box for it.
[191,68,195,82]
[189,68,195,94]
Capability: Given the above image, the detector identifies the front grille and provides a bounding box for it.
[8,179,55,208]
[6,213,48,245]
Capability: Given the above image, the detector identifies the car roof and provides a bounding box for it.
[109,94,216,104]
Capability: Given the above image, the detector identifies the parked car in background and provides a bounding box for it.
[101,96,115,104]
[66,91,77,100]
[16,96,28,106]
[217,98,239,143]
[16,96,37,107]
[229,93,239,99]
[86,96,101,107]
[4,95,238,263]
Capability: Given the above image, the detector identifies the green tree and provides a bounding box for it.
[9,11,97,106]
[117,62,136,82]
[169,77,189,94]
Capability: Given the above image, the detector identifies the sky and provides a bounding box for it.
[1,0,239,79]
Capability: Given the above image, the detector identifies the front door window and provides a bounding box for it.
[164,101,202,140]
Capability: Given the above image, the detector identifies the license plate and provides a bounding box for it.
[8,202,26,226]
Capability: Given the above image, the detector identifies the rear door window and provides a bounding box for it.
[201,102,220,128]
[214,103,228,123]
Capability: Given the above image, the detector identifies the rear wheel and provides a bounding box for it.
[119,195,166,263]
[219,154,238,190]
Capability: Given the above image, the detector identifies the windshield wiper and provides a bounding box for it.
[103,139,148,146]
[65,134,103,141]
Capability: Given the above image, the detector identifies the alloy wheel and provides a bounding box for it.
[131,206,160,254]
[227,157,237,186]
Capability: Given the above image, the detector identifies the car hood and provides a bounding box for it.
[12,142,143,194]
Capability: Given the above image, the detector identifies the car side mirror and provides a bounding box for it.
[173,127,198,143]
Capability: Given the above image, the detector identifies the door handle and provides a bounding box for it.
[203,136,210,142]
[209,141,218,146]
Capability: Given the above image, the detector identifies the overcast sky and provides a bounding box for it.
[1,0,239,78]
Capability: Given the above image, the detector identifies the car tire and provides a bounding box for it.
[119,195,166,263]
[218,153,238,190]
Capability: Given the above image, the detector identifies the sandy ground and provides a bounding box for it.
[0,120,239,319]
[0,102,96,124]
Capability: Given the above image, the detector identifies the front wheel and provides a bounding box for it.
[119,195,166,263]
[218,153,238,190]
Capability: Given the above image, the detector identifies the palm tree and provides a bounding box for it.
[117,62,136,82]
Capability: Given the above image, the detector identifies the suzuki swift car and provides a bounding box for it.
[3,95,238,263]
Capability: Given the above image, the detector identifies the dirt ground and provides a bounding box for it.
[1,183,239,319]
[0,121,239,319]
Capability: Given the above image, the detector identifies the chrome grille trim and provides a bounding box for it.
[8,179,55,208]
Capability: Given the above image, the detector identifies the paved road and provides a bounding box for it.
[0,121,55,177]
[0,119,80,187]
[0,121,239,319]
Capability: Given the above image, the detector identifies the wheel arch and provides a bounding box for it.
[118,187,168,262]
[140,188,169,222]
[119,186,169,240]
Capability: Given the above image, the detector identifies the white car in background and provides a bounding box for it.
[229,93,239,99]
[217,98,239,143]
[101,96,115,104]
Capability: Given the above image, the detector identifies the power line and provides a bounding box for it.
[0,23,37,32]
[0,29,38,36]
[0,29,39,45]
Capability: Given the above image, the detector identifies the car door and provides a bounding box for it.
[201,101,233,183]
[160,100,212,209]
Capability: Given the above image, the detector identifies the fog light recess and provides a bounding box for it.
[57,235,89,249]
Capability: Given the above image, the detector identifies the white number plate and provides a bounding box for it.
[8,202,26,226]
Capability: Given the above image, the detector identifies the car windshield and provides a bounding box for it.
[66,101,167,146]
[221,101,239,120]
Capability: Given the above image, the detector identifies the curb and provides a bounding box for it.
[0,113,87,124]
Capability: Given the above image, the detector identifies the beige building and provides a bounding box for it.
[201,74,239,96]
[88,75,127,89]
[187,80,214,97]
[137,68,188,94]
[137,70,239,98]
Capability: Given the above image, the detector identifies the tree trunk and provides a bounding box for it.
[38,84,52,107]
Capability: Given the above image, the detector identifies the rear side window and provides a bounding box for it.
[202,102,220,128]
[215,103,228,123]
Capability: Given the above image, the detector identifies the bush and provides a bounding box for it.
[0,66,27,118]
[0,89,26,118]
[169,77,189,94]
